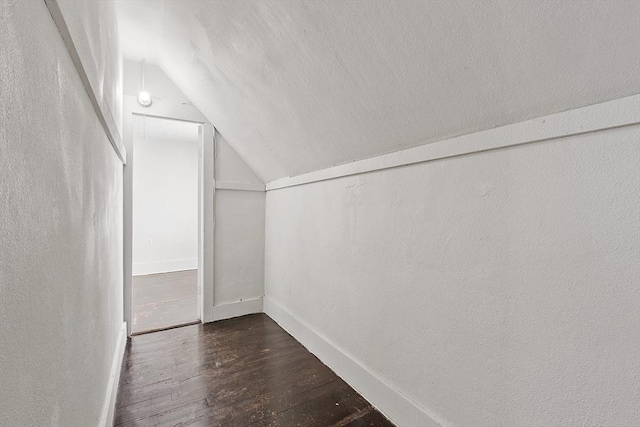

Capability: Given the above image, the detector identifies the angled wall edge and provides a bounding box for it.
[43,0,126,164]
[215,181,266,192]
[267,94,640,191]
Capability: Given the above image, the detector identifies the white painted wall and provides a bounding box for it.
[132,116,200,276]
[215,134,265,187]
[213,133,266,314]
[0,1,124,426]
[214,189,265,303]
[265,102,640,426]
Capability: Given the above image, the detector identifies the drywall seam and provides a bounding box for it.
[215,181,266,192]
[212,297,264,321]
[99,322,127,427]
[267,95,640,191]
[43,0,126,164]
[263,297,445,427]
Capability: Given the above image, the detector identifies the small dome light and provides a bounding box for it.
[137,91,152,107]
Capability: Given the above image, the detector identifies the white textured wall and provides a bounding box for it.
[215,190,265,305]
[214,134,265,305]
[265,122,640,426]
[133,116,199,275]
[215,134,265,186]
[0,1,123,426]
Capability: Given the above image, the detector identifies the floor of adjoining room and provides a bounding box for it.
[132,269,199,334]
[115,314,395,427]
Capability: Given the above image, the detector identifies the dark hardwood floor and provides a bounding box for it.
[132,270,199,334]
[115,314,395,427]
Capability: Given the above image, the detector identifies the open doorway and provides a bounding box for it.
[130,115,201,334]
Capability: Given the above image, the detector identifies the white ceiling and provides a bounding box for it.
[116,1,640,182]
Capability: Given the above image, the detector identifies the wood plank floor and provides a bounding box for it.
[132,270,199,334]
[115,314,395,427]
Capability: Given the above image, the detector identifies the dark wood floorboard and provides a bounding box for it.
[132,270,198,334]
[115,314,395,427]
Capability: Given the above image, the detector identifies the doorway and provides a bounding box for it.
[123,100,215,337]
[129,115,202,334]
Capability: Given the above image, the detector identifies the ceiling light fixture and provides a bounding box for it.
[137,90,152,107]
[137,58,152,107]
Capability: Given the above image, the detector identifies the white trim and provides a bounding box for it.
[267,95,640,191]
[98,322,127,427]
[212,297,264,321]
[264,297,445,427]
[132,259,198,276]
[215,181,265,192]
[201,124,216,324]
[44,0,125,164]
[197,125,205,324]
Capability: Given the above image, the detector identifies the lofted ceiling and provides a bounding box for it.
[115,1,640,182]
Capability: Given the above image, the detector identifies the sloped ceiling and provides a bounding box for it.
[115,1,640,182]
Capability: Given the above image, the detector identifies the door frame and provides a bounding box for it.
[123,96,215,336]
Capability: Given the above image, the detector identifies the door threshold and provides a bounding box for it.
[131,320,201,336]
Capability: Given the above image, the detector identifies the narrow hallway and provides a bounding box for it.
[2,1,639,426]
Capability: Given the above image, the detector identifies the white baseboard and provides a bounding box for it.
[133,258,198,276]
[263,297,445,427]
[211,297,264,322]
[99,321,127,427]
